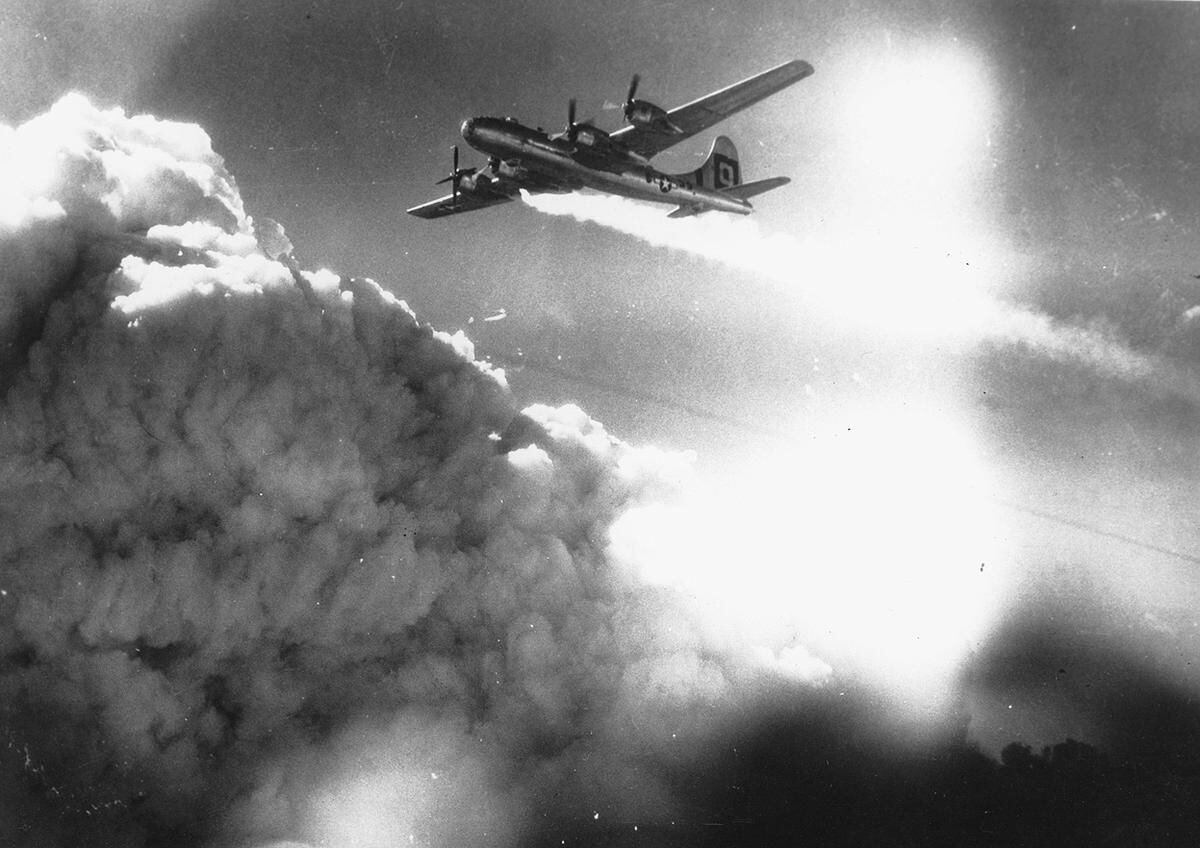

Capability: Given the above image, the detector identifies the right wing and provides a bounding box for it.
[610,59,814,160]
[406,185,515,219]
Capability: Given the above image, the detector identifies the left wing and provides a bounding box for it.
[406,184,515,219]
[610,59,814,160]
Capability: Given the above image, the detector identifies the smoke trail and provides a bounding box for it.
[521,191,1193,396]
[519,187,1200,715]
[0,96,816,848]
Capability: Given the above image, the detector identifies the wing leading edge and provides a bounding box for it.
[610,59,814,160]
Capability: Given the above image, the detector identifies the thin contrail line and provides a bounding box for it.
[510,357,785,439]
[500,353,1200,568]
[994,500,1200,566]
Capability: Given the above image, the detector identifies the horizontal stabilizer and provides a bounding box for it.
[667,205,703,219]
[720,176,790,200]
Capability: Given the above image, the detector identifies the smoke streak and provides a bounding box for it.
[0,96,812,847]
[521,191,1198,399]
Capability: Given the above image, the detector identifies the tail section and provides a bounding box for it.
[664,135,789,217]
[676,135,742,190]
[721,176,790,200]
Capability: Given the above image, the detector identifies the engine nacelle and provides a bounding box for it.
[625,100,681,134]
[570,125,613,151]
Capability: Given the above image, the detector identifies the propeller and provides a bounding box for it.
[623,74,641,121]
[564,98,578,142]
[614,73,681,133]
[561,99,601,142]
[434,145,476,201]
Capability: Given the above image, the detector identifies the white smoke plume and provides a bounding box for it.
[519,183,1200,716]
[0,96,807,848]
[521,191,1200,400]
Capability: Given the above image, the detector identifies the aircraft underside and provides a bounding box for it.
[406,59,813,220]
[501,149,753,216]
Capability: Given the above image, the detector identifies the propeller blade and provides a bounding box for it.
[432,145,460,200]
[436,166,476,185]
[567,98,576,129]
[626,74,640,106]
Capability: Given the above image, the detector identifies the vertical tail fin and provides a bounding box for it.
[678,135,741,189]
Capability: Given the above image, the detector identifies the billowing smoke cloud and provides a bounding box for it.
[0,96,810,848]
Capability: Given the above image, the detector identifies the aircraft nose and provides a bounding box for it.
[460,118,476,140]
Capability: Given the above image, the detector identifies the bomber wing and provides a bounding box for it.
[609,59,814,160]
[406,184,515,219]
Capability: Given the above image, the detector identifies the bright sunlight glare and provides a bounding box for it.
[836,43,995,214]
[609,401,1014,716]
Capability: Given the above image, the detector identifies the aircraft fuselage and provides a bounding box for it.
[460,117,752,215]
